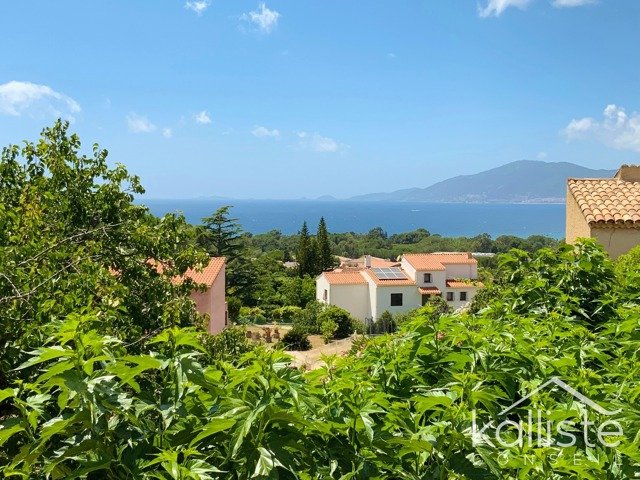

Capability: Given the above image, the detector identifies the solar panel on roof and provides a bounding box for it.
[372,267,407,280]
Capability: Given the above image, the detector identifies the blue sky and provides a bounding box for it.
[1,0,638,199]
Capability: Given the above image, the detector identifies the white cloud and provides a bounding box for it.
[564,117,593,135]
[0,80,81,119]
[537,151,548,160]
[162,127,173,139]
[252,125,280,138]
[479,0,595,16]
[562,104,640,153]
[241,3,280,33]
[387,53,397,59]
[195,110,211,124]
[478,0,531,17]
[185,0,210,16]
[552,0,595,7]
[127,113,157,133]
[297,131,344,153]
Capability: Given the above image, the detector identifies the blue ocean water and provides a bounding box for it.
[142,199,566,239]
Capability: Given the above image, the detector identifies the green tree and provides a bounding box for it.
[280,276,316,308]
[199,206,258,305]
[296,221,311,277]
[308,237,319,276]
[199,206,243,258]
[0,121,208,387]
[316,216,334,272]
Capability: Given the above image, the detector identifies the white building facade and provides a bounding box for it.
[316,253,483,321]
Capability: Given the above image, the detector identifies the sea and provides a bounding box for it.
[142,199,566,239]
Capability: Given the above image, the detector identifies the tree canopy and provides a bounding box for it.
[0,121,208,387]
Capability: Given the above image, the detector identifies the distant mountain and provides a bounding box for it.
[349,160,616,203]
[315,195,338,201]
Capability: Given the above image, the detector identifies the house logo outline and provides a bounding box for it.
[472,376,622,448]
[499,376,621,417]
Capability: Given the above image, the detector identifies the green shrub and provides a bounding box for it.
[348,334,369,356]
[200,325,254,363]
[238,306,267,324]
[351,318,365,334]
[271,305,303,324]
[317,305,356,339]
[226,296,242,323]
[394,308,421,327]
[615,244,640,300]
[280,328,312,351]
[320,319,338,343]
[292,300,324,334]
[484,239,617,326]
[372,311,396,334]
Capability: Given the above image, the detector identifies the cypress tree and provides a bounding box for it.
[308,238,319,277]
[316,217,333,272]
[296,221,311,277]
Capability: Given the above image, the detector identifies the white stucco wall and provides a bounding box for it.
[373,285,422,319]
[444,264,477,279]
[329,284,371,320]
[316,275,331,304]
[444,286,480,310]
[316,275,371,320]
[416,270,447,290]
[400,258,417,281]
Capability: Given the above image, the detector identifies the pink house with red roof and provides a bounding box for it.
[177,257,227,334]
[316,253,483,321]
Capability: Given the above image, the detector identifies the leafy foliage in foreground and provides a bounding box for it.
[0,124,638,478]
[2,241,640,478]
[0,121,208,389]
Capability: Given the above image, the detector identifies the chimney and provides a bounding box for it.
[614,165,640,182]
[364,255,372,269]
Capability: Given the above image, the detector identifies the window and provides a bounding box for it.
[390,293,403,306]
[446,292,454,302]
[423,273,432,283]
[460,292,467,301]
[323,289,328,301]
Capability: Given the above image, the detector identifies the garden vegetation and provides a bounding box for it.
[1,123,639,478]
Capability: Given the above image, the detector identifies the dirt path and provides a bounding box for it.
[288,337,354,370]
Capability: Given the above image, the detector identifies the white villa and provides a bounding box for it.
[316,253,483,321]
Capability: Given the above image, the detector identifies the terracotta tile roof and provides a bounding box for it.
[446,279,484,289]
[322,271,368,285]
[366,257,401,268]
[181,257,225,287]
[568,178,640,227]
[152,257,225,287]
[362,268,416,286]
[340,256,400,269]
[419,287,441,295]
[403,253,476,271]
